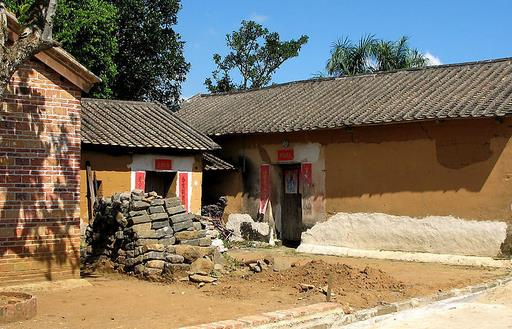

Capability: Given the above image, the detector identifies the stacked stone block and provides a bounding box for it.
[85,190,215,279]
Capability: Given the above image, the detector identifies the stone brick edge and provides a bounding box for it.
[0,292,37,324]
[179,275,512,329]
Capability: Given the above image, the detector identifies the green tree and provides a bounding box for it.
[326,35,427,77]
[1,0,59,99]
[109,0,189,108]
[205,20,309,93]
[54,0,118,98]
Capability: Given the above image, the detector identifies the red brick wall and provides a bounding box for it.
[0,60,82,285]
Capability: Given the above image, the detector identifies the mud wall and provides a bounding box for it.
[213,117,512,233]
[324,118,512,221]
[80,150,204,223]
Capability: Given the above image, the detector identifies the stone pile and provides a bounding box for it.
[84,190,218,279]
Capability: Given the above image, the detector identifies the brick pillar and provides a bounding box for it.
[0,61,82,285]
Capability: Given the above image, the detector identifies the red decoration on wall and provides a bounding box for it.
[258,164,270,214]
[277,149,294,161]
[135,171,146,191]
[155,159,173,171]
[301,163,312,187]
[179,172,189,211]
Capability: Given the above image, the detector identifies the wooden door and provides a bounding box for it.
[282,166,302,243]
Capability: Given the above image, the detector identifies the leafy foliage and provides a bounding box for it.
[205,20,308,93]
[109,0,189,108]
[326,35,427,77]
[5,0,189,106]
[54,0,118,98]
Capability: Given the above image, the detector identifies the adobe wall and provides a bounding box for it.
[214,117,512,242]
[323,118,512,221]
[0,60,82,285]
[80,150,204,222]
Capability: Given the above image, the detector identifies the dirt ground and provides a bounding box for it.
[1,247,508,329]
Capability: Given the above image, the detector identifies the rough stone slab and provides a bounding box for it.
[173,220,193,232]
[134,264,145,274]
[156,226,173,239]
[126,250,135,258]
[175,245,214,263]
[129,213,152,225]
[150,199,165,206]
[167,205,186,216]
[199,237,212,247]
[146,260,166,269]
[192,222,202,230]
[141,244,165,253]
[131,201,151,211]
[180,238,200,246]
[135,238,160,246]
[165,245,176,253]
[148,205,166,214]
[189,274,217,283]
[129,210,146,218]
[166,254,185,264]
[143,267,162,277]
[164,263,190,273]
[170,213,195,224]
[152,220,170,230]
[159,237,176,245]
[164,197,182,209]
[175,230,205,241]
[125,255,143,267]
[150,212,168,222]
[143,251,165,261]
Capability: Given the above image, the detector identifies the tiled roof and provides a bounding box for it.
[178,58,512,136]
[81,98,220,151]
[203,153,237,171]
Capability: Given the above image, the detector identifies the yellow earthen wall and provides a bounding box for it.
[80,150,132,222]
[215,117,512,223]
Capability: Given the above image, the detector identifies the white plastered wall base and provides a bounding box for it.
[297,243,511,268]
[297,212,511,267]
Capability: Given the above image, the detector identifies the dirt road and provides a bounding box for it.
[0,248,507,329]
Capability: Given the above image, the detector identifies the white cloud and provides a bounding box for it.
[425,52,442,66]
[249,13,269,23]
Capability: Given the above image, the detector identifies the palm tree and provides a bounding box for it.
[326,35,427,77]
[326,34,376,77]
[373,36,427,71]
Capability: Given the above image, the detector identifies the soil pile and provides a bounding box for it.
[205,259,407,309]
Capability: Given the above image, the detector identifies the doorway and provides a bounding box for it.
[144,171,177,198]
[281,164,302,245]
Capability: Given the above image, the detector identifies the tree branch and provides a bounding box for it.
[42,0,57,41]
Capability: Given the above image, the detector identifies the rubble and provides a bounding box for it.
[84,190,220,280]
[226,214,271,242]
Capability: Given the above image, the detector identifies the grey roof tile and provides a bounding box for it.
[81,98,220,151]
[178,58,512,136]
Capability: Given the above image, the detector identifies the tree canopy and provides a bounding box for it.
[4,0,189,107]
[326,35,427,77]
[1,0,59,99]
[54,0,118,98]
[109,0,189,108]
[205,20,308,93]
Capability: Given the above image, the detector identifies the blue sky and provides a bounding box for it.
[176,0,512,98]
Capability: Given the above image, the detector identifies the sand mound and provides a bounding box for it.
[262,260,405,293]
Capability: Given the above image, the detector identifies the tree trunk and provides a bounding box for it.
[0,1,59,100]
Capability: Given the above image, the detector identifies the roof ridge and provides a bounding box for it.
[81,98,161,106]
[195,56,512,99]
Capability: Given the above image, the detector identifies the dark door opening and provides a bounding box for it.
[281,165,302,246]
[144,171,177,198]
